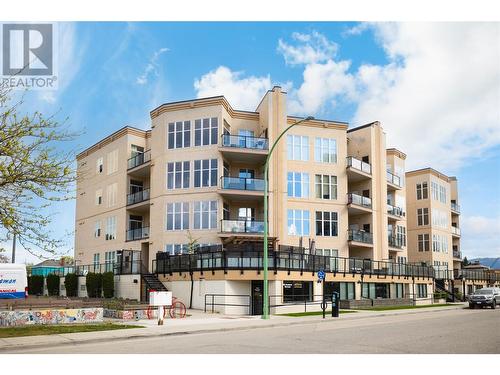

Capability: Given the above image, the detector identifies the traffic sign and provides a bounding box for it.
[317,270,325,280]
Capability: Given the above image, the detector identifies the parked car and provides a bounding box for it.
[468,288,500,309]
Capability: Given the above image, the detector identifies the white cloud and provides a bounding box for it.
[460,216,500,258]
[194,66,271,111]
[136,47,169,85]
[277,31,338,65]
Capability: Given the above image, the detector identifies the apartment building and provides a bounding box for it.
[75,86,439,313]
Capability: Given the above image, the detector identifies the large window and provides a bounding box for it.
[194,201,218,229]
[283,281,313,302]
[94,221,101,238]
[194,118,218,146]
[287,209,310,236]
[416,182,428,200]
[416,284,428,298]
[194,159,218,187]
[314,137,337,163]
[396,225,406,247]
[315,175,337,200]
[431,209,448,229]
[168,121,191,149]
[105,251,116,272]
[105,216,116,240]
[431,181,439,201]
[167,161,190,189]
[166,202,189,230]
[165,244,186,255]
[315,211,338,236]
[439,185,447,203]
[107,149,118,175]
[287,172,309,198]
[106,183,117,207]
[417,208,429,226]
[324,282,355,300]
[362,283,390,299]
[418,233,430,252]
[287,135,309,161]
[395,283,405,299]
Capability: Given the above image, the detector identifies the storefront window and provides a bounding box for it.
[283,281,313,302]
[324,282,355,300]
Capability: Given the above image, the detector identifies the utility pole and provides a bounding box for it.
[11,233,16,263]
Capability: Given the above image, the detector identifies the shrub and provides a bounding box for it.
[86,272,102,298]
[46,274,60,296]
[28,275,44,296]
[64,273,78,297]
[433,291,447,300]
[102,272,115,298]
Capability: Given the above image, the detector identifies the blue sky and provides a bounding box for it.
[5,22,499,263]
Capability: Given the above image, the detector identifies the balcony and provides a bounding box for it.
[220,219,264,235]
[453,250,462,260]
[127,150,151,177]
[451,226,461,237]
[388,236,404,250]
[451,202,460,214]
[346,157,372,182]
[127,188,150,207]
[219,134,268,163]
[347,193,372,215]
[387,203,405,220]
[219,176,265,201]
[386,170,402,190]
[126,226,150,241]
[348,229,373,246]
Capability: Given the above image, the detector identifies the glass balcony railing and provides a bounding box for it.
[126,227,150,241]
[220,176,265,191]
[387,203,405,217]
[451,202,460,213]
[220,219,265,234]
[347,193,372,208]
[453,250,462,259]
[221,134,269,150]
[388,236,404,249]
[127,188,150,205]
[451,226,461,236]
[386,170,402,187]
[127,150,151,170]
[346,156,371,175]
[348,229,373,244]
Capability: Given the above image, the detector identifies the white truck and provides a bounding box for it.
[0,264,28,299]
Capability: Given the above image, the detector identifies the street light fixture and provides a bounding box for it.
[262,115,314,319]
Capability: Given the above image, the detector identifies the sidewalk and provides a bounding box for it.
[0,303,467,352]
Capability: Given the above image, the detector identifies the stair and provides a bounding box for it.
[142,273,168,292]
[435,282,459,302]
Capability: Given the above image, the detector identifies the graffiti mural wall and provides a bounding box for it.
[0,308,103,326]
[103,308,156,320]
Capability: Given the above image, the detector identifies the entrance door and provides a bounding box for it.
[251,280,264,315]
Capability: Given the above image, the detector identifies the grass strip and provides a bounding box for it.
[0,323,142,338]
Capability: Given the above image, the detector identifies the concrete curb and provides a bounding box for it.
[0,304,467,352]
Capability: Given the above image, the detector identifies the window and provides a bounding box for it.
[287,172,309,198]
[397,256,407,264]
[166,202,189,230]
[194,159,218,187]
[431,181,439,201]
[324,282,355,300]
[314,138,337,163]
[283,281,313,302]
[106,183,117,207]
[165,244,186,255]
[95,189,103,205]
[105,216,117,240]
[362,283,390,299]
[194,201,218,229]
[439,185,447,203]
[194,117,218,146]
[107,149,118,175]
[167,161,190,189]
[396,225,406,247]
[96,157,104,174]
[168,121,191,149]
[94,221,101,238]
[287,135,309,161]
[93,253,100,268]
[417,208,429,226]
[315,175,337,200]
[395,283,404,299]
[105,251,116,272]
[418,234,430,251]
[287,209,310,236]
[416,182,428,200]
[417,284,428,298]
[315,211,338,236]
[431,209,448,229]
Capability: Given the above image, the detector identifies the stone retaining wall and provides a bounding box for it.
[0,307,103,326]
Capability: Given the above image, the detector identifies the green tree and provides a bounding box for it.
[64,273,78,297]
[463,256,469,266]
[102,272,114,298]
[0,87,77,257]
[46,274,60,296]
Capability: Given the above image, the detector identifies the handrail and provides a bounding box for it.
[346,156,371,174]
[204,294,251,315]
[347,193,372,208]
[221,134,269,150]
[220,176,265,191]
[387,203,405,217]
[126,226,150,241]
[127,150,151,170]
[386,170,402,187]
[127,188,150,205]
[348,229,373,244]
[220,219,265,233]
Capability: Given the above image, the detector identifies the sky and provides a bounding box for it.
[3,21,499,263]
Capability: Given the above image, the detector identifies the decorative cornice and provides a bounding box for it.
[387,148,407,160]
[286,117,348,131]
[405,167,451,182]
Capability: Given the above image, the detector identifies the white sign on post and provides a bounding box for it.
[149,291,172,325]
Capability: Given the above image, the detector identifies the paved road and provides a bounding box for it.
[10,308,500,354]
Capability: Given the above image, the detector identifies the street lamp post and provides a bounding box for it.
[262,116,314,319]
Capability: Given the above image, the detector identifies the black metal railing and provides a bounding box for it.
[387,203,405,217]
[127,188,150,205]
[454,269,497,282]
[126,226,150,241]
[388,236,404,249]
[348,229,373,244]
[451,202,460,213]
[347,193,372,208]
[204,294,252,315]
[220,219,264,234]
[346,156,371,174]
[386,170,402,187]
[153,248,437,279]
[220,176,265,191]
[127,150,151,170]
[221,134,269,150]
[54,260,143,276]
